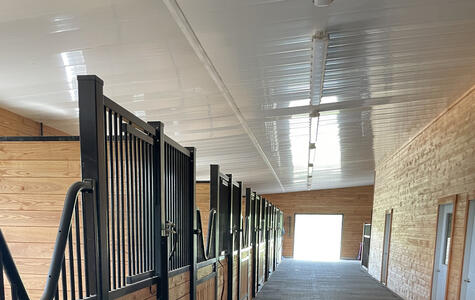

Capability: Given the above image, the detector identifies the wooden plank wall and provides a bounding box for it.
[0,106,69,136]
[0,140,81,298]
[169,271,191,300]
[197,182,211,241]
[117,285,158,300]
[262,186,374,259]
[368,86,475,299]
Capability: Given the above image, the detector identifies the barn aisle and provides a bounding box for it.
[255,259,401,300]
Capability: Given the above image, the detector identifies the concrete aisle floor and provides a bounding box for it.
[254,259,402,300]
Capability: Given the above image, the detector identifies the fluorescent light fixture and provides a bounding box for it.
[309,143,316,163]
[310,112,320,144]
[313,0,334,7]
[310,31,328,106]
[307,31,328,190]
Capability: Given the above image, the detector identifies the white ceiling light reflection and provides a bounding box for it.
[60,50,87,101]
[314,114,341,173]
[288,99,310,108]
[288,117,309,178]
[320,96,338,103]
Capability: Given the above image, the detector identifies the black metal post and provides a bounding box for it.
[149,121,169,300]
[210,165,220,300]
[78,75,110,299]
[236,181,242,300]
[187,147,197,300]
[226,174,234,300]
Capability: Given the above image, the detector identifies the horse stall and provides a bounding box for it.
[0,75,283,300]
[195,165,256,300]
[0,76,196,300]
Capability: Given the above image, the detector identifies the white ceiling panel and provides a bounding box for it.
[0,0,474,193]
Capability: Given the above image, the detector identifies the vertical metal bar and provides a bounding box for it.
[226,175,234,300]
[68,230,76,300]
[236,181,242,300]
[125,130,132,277]
[119,117,126,286]
[143,142,148,271]
[133,135,139,275]
[61,258,68,300]
[186,147,197,300]
[113,113,121,287]
[78,75,110,299]
[137,140,143,274]
[149,121,169,300]
[142,139,147,272]
[74,203,83,299]
[107,109,116,290]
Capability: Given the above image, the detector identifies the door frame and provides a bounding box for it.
[430,195,457,300]
[459,194,472,299]
[292,213,344,261]
[380,209,393,285]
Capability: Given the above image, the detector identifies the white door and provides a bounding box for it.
[432,203,453,300]
[381,212,392,285]
[461,200,475,299]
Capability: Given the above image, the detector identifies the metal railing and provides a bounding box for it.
[41,180,95,300]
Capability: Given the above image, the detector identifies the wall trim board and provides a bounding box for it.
[380,209,393,285]
[458,194,471,300]
[429,196,457,300]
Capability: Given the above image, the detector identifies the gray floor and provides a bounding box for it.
[255,259,402,300]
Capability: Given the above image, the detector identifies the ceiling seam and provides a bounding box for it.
[163,0,285,192]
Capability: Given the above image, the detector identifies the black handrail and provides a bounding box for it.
[41,180,94,300]
[0,229,30,300]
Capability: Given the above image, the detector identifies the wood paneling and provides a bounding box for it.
[0,106,68,136]
[262,186,374,259]
[0,140,81,297]
[116,285,158,300]
[169,271,191,300]
[196,276,215,300]
[197,183,211,242]
[368,87,475,299]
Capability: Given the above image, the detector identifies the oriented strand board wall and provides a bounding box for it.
[0,106,69,136]
[0,140,81,298]
[263,186,374,259]
[368,87,475,299]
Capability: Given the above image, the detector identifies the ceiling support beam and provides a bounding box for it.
[261,95,449,119]
[163,0,285,192]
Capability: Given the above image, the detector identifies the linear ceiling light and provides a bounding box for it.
[314,0,334,7]
[307,31,329,190]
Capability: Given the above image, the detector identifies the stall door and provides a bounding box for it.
[461,200,475,299]
[432,203,453,300]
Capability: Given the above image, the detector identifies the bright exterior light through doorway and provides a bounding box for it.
[294,214,343,261]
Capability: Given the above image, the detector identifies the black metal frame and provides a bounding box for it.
[77,75,197,300]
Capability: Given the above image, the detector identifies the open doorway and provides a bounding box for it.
[293,214,343,261]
